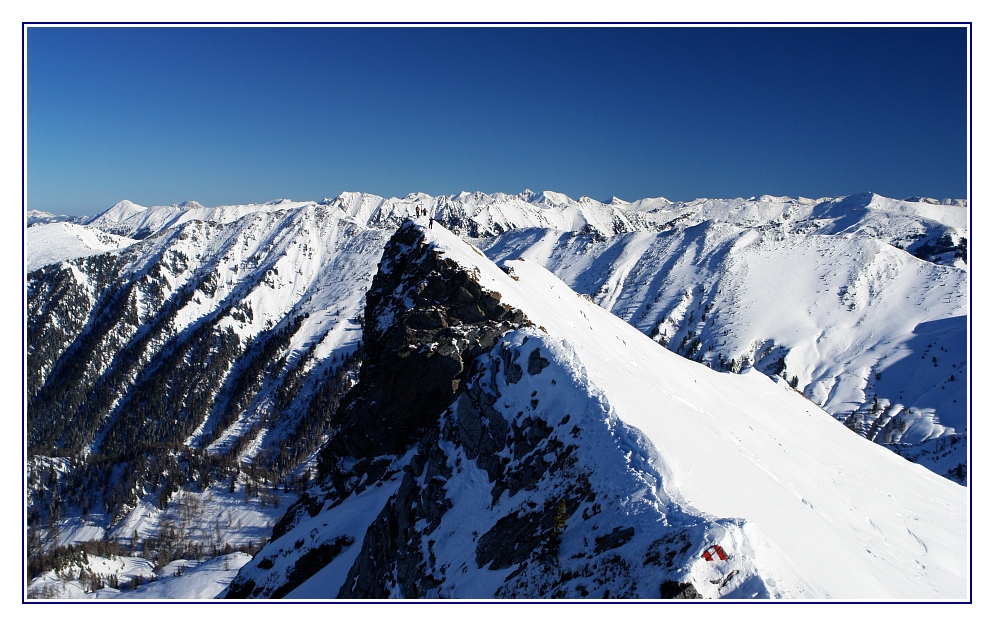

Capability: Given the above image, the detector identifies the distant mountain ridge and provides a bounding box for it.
[58,189,966,253]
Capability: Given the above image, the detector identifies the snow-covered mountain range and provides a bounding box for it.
[24,189,969,599]
[28,190,969,474]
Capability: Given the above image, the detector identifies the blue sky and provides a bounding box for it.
[26,26,967,215]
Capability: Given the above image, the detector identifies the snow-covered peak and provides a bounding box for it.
[88,199,148,224]
[806,192,969,246]
[757,194,794,203]
[515,188,538,202]
[625,195,673,212]
[528,190,574,208]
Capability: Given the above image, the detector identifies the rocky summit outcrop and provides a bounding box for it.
[318,219,529,467]
[225,221,537,598]
[224,222,723,599]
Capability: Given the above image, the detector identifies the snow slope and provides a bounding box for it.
[477,199,968,481]
[25,222,137,272]
[29,206,388,460]
[482,225,966,423]
[27,209,84,227]
[424,222,969,598]
[231,222,966,599]
[27,551,252,600]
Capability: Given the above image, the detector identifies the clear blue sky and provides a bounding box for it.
[26,26,968,215]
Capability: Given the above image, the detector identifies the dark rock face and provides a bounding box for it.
[527,348,551,375]
[238,221,534,597]
[337,424,453,598]
[225,535,354,599]
[594,527,635,555]
[318,221,528,472]
[335,341,596,599]
[454,346,581,507]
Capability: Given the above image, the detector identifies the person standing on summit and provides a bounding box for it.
[429,216,434,229]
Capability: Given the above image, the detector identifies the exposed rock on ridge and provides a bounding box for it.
[227,220,533,598]
[318,220,529,467]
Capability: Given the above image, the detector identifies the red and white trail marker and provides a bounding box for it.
[701,544,729,561]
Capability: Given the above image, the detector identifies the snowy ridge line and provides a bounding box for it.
[35,189,967,250]
[225,220,966,599]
